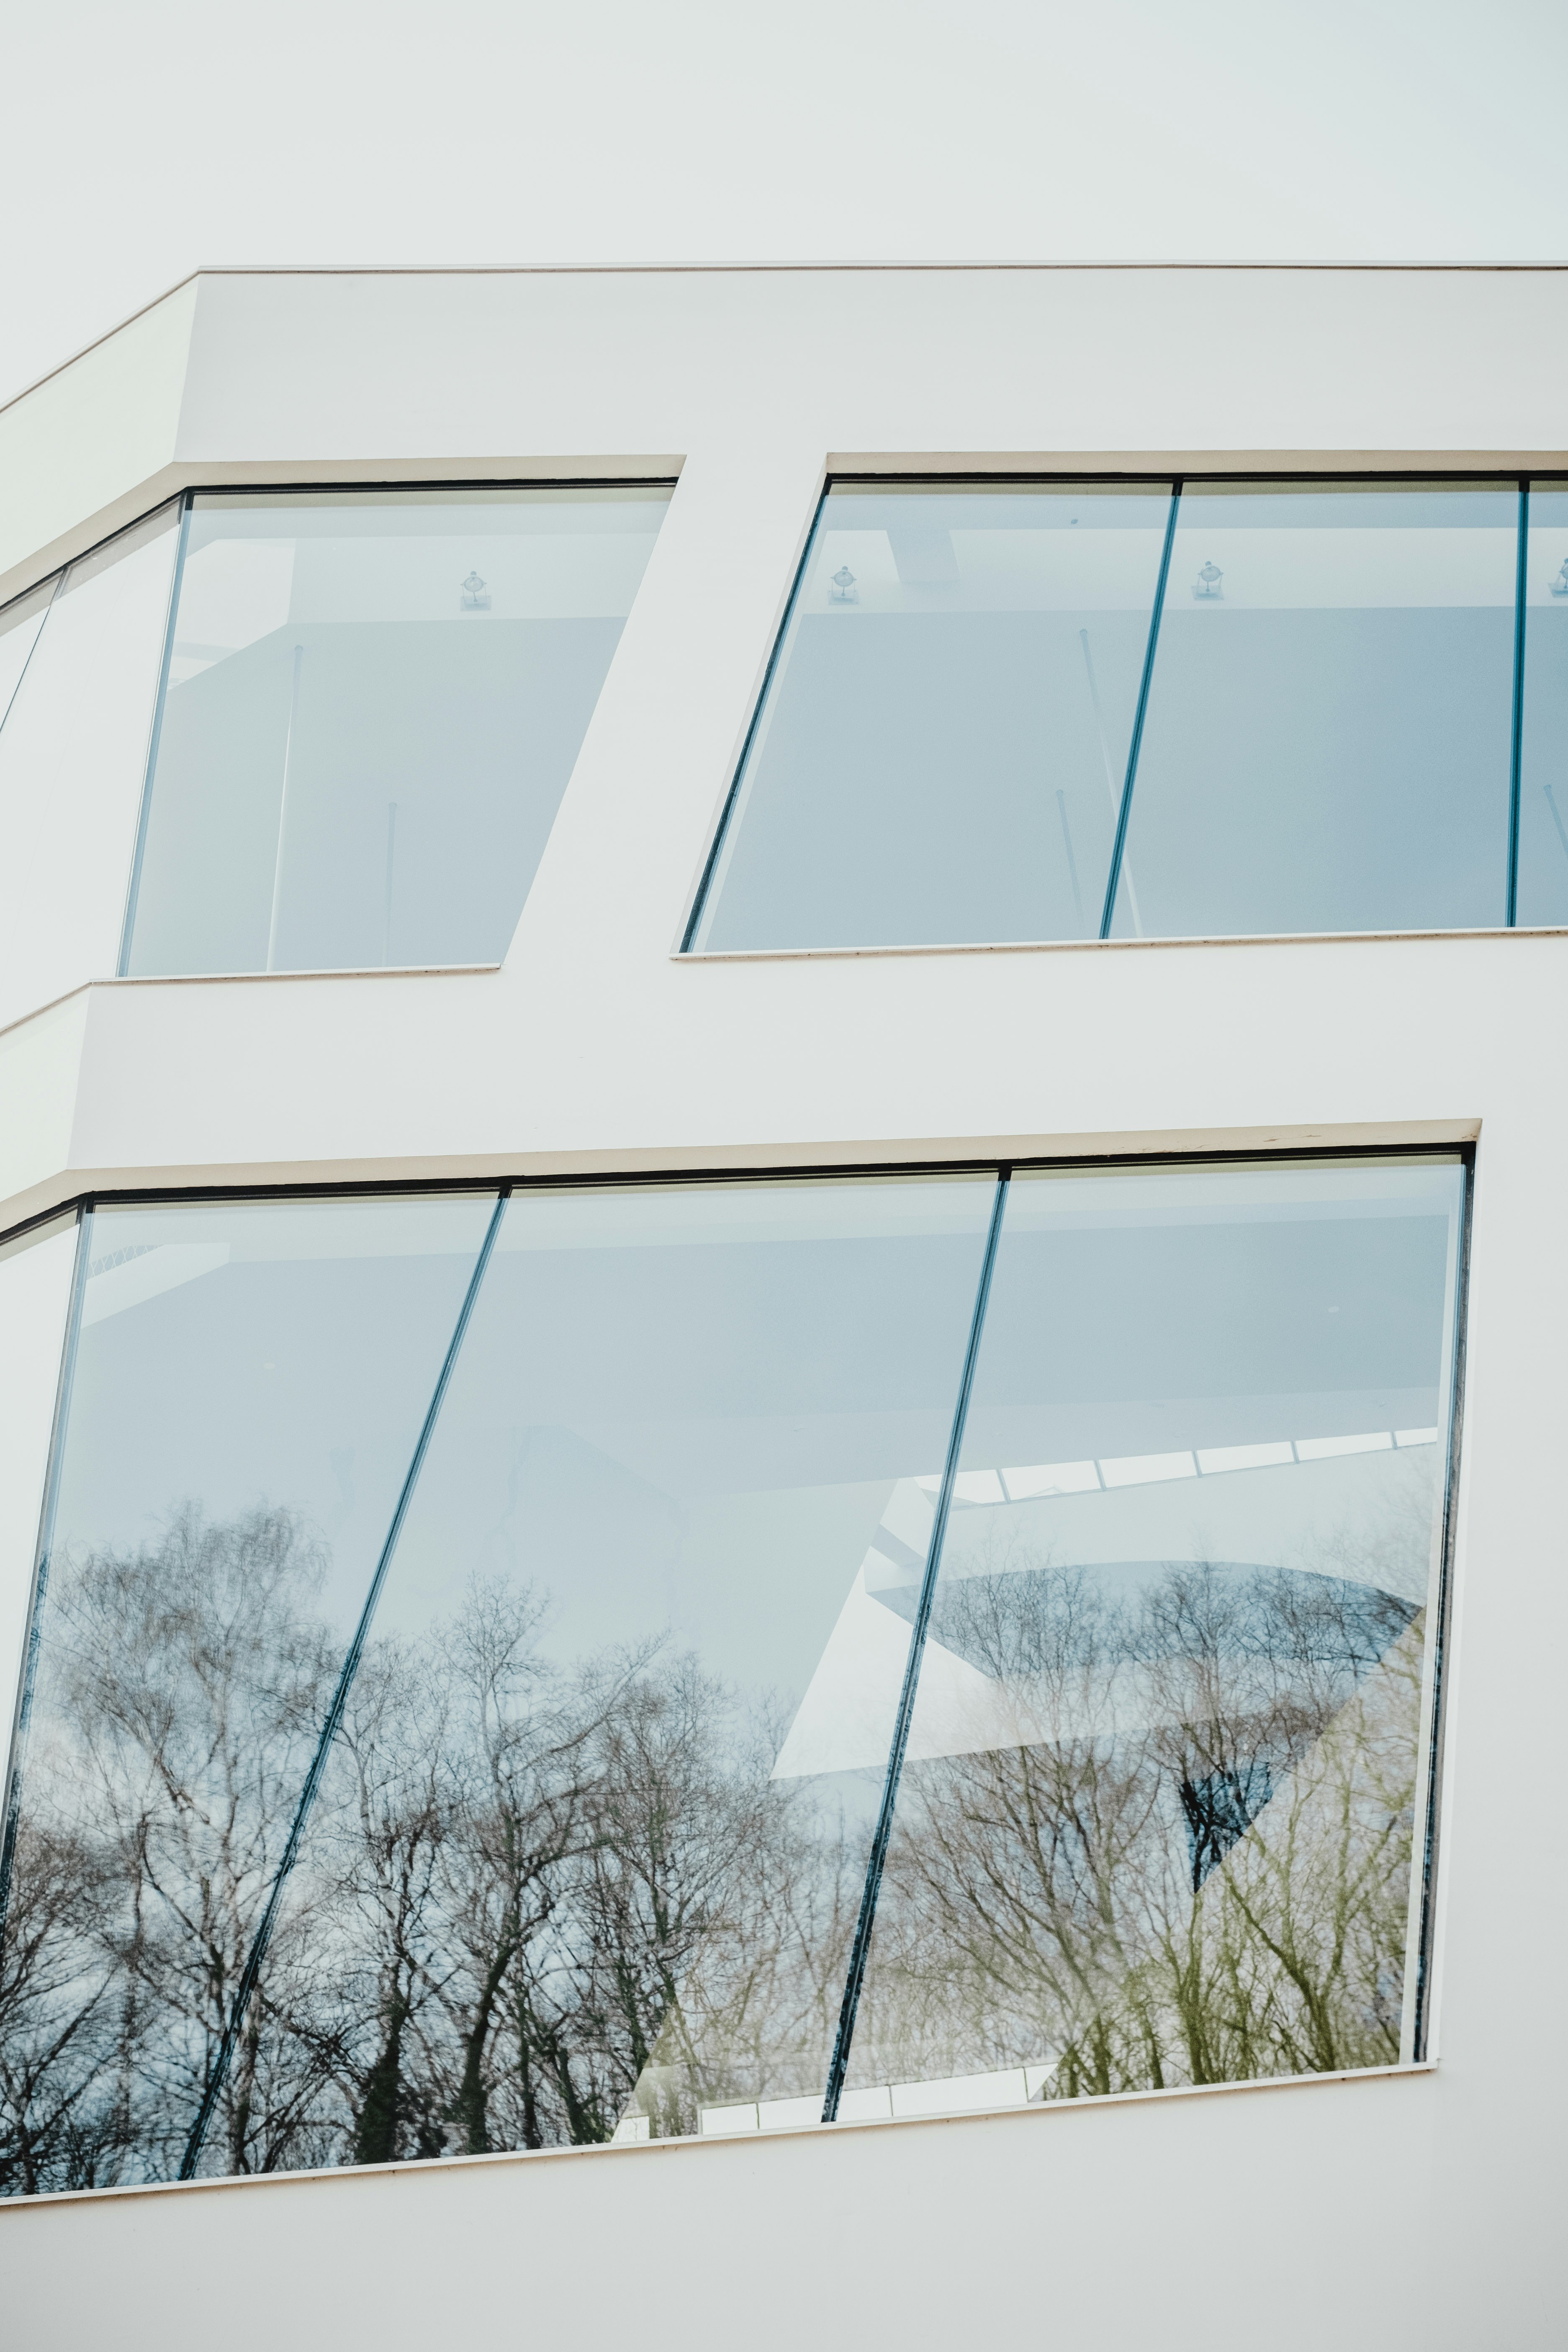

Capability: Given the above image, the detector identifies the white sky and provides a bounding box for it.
[3,0,1566,408]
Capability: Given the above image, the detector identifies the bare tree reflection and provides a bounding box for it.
[0,1470,1437,2190]
[851,1475,1432,2101]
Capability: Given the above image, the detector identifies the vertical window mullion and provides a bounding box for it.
[1507,478,1530,928]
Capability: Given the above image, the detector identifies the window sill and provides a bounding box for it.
[103,961,504,986]
[0,2060,1437,2212]
[677,925,1568,963]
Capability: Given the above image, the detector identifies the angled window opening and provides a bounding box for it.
[120,483,673,979]
[686,478,1174,952]
[685,472,1545,954]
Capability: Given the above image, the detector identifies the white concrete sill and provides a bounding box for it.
[99,962,502,987]
[0,2059,1436,2213]
[0,963,502,1044]
[677,925,1568,964]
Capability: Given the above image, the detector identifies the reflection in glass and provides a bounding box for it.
[0,1160,1465,2186]
[0,1215,80,1822]
[689,482,1173,950]
[124,487,671,977]
[0,509,180,1030]
[1110,484,1517,938]
[847,1158,1462,2121]
[218,1178,995,2170]
[0,1195,495,2193]
[1517,485,1568,926]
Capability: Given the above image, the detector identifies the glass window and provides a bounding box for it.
[688,476,1531,952]
[689,482,1174,951]
[0,1159,1466,2190]
[843,1157,1463,2120]
[123,487,672,978]
[1108,483,1518,938]
[183,1176,995,2174]
[0,1194,497,2193]
[0,509,180,1031]
[0,1214,79,1777]
[1517,483,1568,926]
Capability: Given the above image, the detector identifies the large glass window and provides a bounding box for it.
[0,1157,1464,2192]
[686,476,1551,952]
[122,487,671,977]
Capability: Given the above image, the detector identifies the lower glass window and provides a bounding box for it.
[0,1154,1464,2190]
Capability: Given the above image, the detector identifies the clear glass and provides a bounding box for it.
[1516,484,1568,926]
[0,509,180,1031]
[124,488,671,977]
[847,1157,1463,2121]
[0,1193,496,2193]
[196,1176,996,2175]
[1111,483,1517,938]
[0,1215,79,1770]
[691,482,1173,950]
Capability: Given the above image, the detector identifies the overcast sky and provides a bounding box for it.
[3,0,1566,407]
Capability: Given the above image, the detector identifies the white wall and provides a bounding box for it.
[0,266,1563,2346]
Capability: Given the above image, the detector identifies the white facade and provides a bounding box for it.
[0,263,1563,2347]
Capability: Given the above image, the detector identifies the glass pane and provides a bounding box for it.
[846,1157,1463,2121]
[124,488,671,977]
[691,482,1173,951]
[1111,483,1517,938]
[0,510,179,1031]
[0,1214,78,1759]
[0,577,55,735]
[195,1176,995,2176]
[1517,484,1568,926]
[0,1193,497,2194]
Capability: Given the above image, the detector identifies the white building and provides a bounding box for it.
[0,262,1563,2347]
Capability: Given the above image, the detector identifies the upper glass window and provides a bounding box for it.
[686,476,1542,952]
[690,481,1172,950]
[1108,483,1517,938]
[122,486,671,977]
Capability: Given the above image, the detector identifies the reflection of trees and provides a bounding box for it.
[851,1504,1428,2102]
[0,1512,859,2187]
[0,1506,339,2191]
[0,1478,1438,2190]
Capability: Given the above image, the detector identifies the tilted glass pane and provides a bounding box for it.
[691,482,1173,950]
[1110,483,1517,938]
[846,1157,1463,2121]
[0,509,179,1031]
[200,1176,995,2175]
[1516,484,1568,926]
[0,1214,79,1765]
[124,487,672,977]
[0,1194,497,2194]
